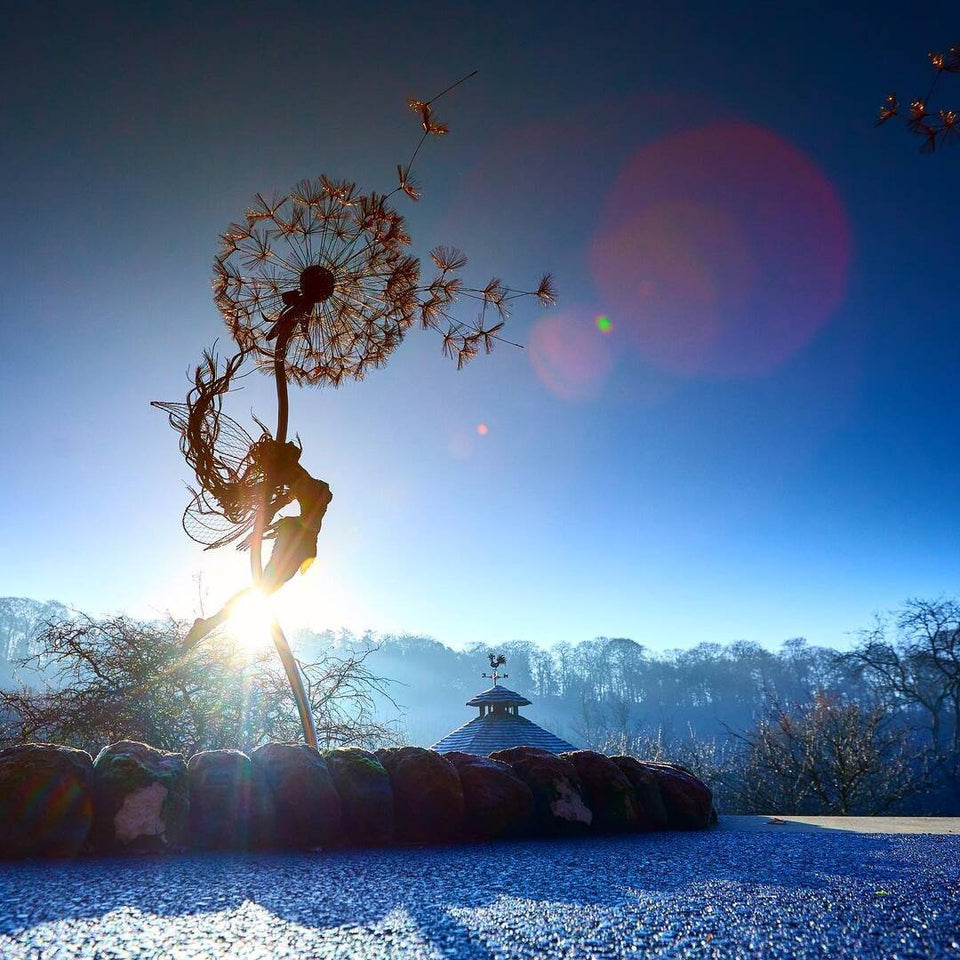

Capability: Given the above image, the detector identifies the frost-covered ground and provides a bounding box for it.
[1,828,958,958]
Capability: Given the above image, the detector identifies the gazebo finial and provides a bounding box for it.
[482,653,508,686]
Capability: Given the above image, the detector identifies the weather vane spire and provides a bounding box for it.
[482,653,508,686]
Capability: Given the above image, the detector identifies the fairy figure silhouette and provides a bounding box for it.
[182,454,332,650]
[153,352,333,650]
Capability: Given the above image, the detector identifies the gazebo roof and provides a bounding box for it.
[430,712,576,756]
[465,685,532,708]
[430,654,578,757]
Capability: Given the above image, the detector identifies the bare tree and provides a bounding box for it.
[846,598,960,784]
[734,691,924,815]
[0,615,400,755]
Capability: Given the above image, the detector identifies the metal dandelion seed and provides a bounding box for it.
[878,43,960,152]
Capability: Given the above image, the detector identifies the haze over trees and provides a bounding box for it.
[1,595,957,815]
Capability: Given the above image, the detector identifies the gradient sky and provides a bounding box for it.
[2,1,959,653]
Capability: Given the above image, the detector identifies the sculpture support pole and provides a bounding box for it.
[248,332,319,750]
[269,616,317,749]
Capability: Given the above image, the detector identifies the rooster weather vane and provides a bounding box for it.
[482,653,508,686]
[153,73,556,747]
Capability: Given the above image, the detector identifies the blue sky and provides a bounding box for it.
[1,1,959,652]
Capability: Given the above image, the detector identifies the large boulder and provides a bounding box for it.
[443,752,535,840]
[375,747,464,843]
[187,750,273,849]
[252,743,341,849]
[561,750,639,832]
[93,741,188,853]
[323,747,394,846]
[609,755,669,830]
[0,743,94,857]
[489,747,592,835]
[640,761,713,829]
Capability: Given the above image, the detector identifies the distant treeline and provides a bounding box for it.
[301,597,960,816]
[3,596,958,815]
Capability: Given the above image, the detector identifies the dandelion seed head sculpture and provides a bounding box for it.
[154,73,556,748]
[214,180,421,386]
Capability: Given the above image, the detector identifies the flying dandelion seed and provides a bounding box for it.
[875,46,960,152]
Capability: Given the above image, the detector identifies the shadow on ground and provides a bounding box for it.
[1,830,958,958]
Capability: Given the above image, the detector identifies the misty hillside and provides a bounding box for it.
[0,597,70,687]
[1,597,851,748]
[293,627,852,749]
[1,597,862,749]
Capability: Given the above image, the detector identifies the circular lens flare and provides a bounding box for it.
[590,122,850,378]
[529,310,614,401]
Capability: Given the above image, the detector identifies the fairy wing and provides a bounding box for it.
[152,400,257,471]
[183,488,256,550]
[152,400,262,549]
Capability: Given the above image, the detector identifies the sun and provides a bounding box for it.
[225,589,277,653]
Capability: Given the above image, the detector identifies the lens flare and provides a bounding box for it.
[590,122,850,378]
[529,310,614,401]
[596,315,613,334]
[12,769,92,856]
[476,423,489,436]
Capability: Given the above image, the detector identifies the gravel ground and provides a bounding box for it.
[1,829,959,958]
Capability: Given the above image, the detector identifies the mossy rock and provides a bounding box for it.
[489,746,592,835]
[187,749,273,849]
[252,742,341,849]
[375,746,464,843]
[443,752,534,840]
[323,747,394,846]
[609,755,669,830]
[561,750,639,832]
[639,761,714,830]
[93,740,188,853]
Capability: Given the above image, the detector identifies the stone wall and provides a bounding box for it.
[0,742,715,858]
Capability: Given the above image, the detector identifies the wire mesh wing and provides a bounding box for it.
[153,399,264,549]
[183,487,257,550]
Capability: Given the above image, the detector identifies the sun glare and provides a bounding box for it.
[226,589,276,653]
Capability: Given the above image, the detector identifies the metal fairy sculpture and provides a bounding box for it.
[876,45,959,152]
[154,73,556,748]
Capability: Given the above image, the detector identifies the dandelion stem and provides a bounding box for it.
[275,331,291,445]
